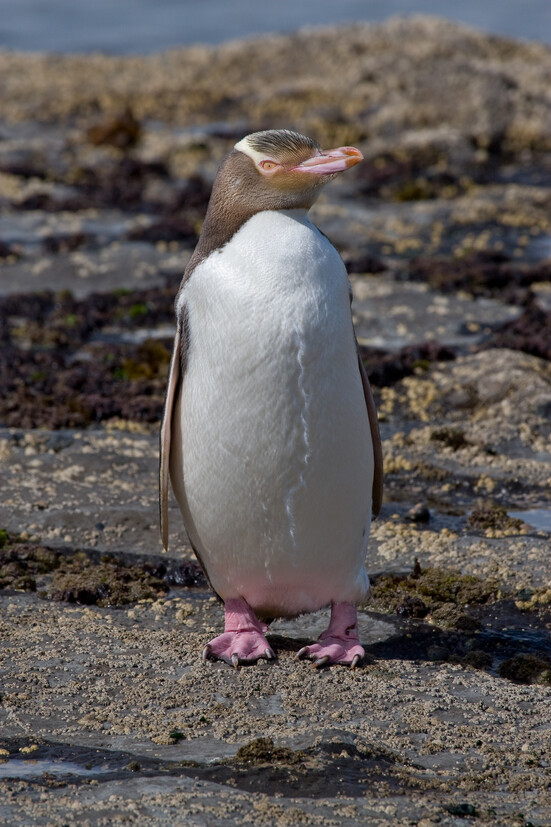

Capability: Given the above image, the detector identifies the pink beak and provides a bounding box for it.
[292,145,363,175]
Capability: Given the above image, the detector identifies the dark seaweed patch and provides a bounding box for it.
[45,553,166,607]
[370,560,499,622]
[0,540,206,605]
[235,737,302,766]
[86,108,142,149]
[497,653,551,685]
[0,285,181,427]
[403,251,551,303]
[480,299,551,361]
[126,216,196,244]
[0,341,170,428]
[360,340,456,388]
[430,427,470,451]
[467,502,525,533]
[0,542,60,592]
[356,149,466,202]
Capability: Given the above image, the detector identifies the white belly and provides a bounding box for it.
[170,209,374,617]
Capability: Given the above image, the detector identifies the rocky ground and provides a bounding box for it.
[0,16,551,827]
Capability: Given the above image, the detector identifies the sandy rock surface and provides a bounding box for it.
[1,17,551,827]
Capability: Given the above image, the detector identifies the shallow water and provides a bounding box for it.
[1,0,549,53]
[510,508,551,532]
[0,757,109,779]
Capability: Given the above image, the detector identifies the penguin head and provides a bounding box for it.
[217,129,363,212]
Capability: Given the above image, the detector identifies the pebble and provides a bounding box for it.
[406,503,431,523]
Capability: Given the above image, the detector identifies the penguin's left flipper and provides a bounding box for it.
[297,601,365,668]
[160,324,182,551]
[357,344,383,519]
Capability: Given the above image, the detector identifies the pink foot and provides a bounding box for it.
[297,602,365,668]
[202,597,275,667]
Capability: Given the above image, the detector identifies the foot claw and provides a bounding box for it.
[298,603,365,667]
[202,598,276,666]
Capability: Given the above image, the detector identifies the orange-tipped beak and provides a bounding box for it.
[292,146,363,175]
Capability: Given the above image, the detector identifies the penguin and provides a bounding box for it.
[160,129,383,668]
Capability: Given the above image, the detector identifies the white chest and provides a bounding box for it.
[171,209,373,615]
[178,209,351,364]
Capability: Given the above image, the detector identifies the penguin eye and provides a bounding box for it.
[258,160,279,171]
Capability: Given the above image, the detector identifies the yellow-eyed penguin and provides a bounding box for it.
[160,129,383,668]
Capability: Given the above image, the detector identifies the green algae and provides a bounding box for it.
[0,544,166,606]
[44,553,166,607]
[0,541,60,592]
[371,560,499,621]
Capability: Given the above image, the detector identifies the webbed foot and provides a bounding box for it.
[297,602,364,668]
[202,597,275,667]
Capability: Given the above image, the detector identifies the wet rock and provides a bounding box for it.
[44,433,74,453]
[461,650,492,669]
[394,595,429,618]
[381,351,551,455]
[426,645,450,661]
[351,275,519,353]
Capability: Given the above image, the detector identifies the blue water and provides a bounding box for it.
[510,509,551,533]
[0,0,549,54]
[0,758,108,778]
